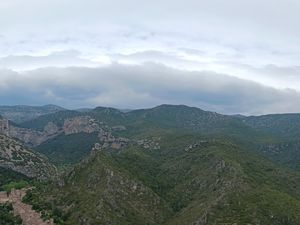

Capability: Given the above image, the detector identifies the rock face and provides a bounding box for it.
[136,138,161,150]
[0,134,56,178]
[63,116,101,135]
[1,114,129,155]
[0,118,61,147]
[9,126,61,147]
[98,131,129,150]
[0,116,103,147]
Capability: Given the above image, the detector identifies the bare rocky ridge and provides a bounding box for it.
[0,134,55,178]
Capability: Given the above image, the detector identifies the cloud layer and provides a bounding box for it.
[1,63,300,115]
[0,0,300,114]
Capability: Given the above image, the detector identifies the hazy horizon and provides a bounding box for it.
[1,103,300,117]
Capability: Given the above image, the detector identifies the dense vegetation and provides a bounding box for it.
[24,135,300,225]
[2,180,29,193]
[35,132,99,165]
[6,104,300,224]
[0,202,22,225]
[0,167,30,191]
[20,110,80,131]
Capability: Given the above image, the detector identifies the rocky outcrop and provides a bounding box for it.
[0,118,62,147]
[98,131,129,150]
[136,138,161,150]
[1,115,128,152]
[9,126,61,147]
[63,116,101,135]
[0,134,56,178]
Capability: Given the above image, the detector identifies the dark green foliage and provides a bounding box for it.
[2,180,28,193]
[24,152,172,225]
[15,104,300,224]
[23,187,66,225]
[0,202,22,225]
[112,138,300,225]
[35,132,99,165]
[0,167,30,191]
[244,113,300,141]
[258,142,300,171]
[24,137,300,225]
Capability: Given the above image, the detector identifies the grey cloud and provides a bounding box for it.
[1,63,300,115]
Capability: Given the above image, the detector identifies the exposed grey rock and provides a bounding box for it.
[136,138,161,150]
[98,132,129,150]
[63,116,101,135]
[0,134,56,178]
[43,122,60,135]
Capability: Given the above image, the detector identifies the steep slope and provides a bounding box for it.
[88,105,270,142]
[0,134,55,178]
[0,111,100,150]
[24,150,172,225]
[113,136,300,225]
[0,167,30,190]
[19,110,81,132]
[11,104,278,168]
[9,104,299,173]
[0,202,22,225]
[243,113,300,141]
[16,110,127,164]
[24,134,300,225]
[0,105,64,123]
[242,114,300,170]
[36,132,99,165]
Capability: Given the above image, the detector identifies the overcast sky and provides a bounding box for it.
[1,0,300,115]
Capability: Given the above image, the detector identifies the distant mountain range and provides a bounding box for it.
[0,104,65,123]
[1,104,300,224]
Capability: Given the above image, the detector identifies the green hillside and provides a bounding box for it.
[15,104,298,172]
[243,113,300,141]
[0,167,30,191]
[24,134,300,225]
[10,104,300,224]
[20,110,81,131]
[35,132,99,165]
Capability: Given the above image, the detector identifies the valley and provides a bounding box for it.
[0,104,300,224]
